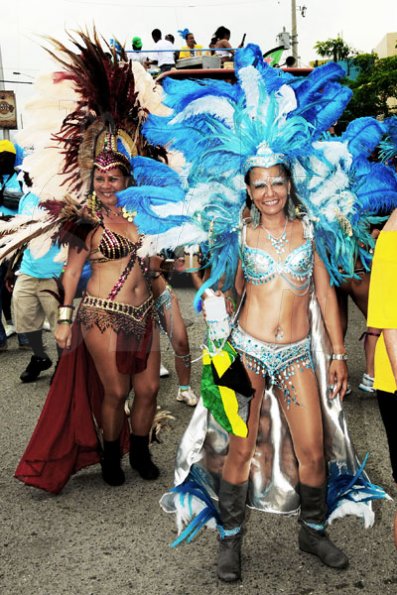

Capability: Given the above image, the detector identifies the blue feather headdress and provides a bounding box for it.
[118,44,397,300]
[178,28,191,40]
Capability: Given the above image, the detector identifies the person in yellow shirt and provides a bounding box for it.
[367,208,397,492]
[178,29,203,59]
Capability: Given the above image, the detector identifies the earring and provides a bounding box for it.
[87,191,102,221]
[250,203,261,227]
[287,194,297,219]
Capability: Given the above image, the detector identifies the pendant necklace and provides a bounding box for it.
[260,218,289,255]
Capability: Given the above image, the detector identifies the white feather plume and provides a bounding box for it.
[170,96,235,128]
[16,72,79,201]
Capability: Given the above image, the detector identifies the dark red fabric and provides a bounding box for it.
[116,313,153,375]
[14,319,152,494]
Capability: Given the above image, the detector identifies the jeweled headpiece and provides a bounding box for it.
[94,132,135,175]
[243,142,289,174]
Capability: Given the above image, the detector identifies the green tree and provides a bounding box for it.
[314,36,355,62]
[341,54,397,126]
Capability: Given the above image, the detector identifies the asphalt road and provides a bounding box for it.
[1,287,396,595]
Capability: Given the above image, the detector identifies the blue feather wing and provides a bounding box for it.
[342,117,386,158]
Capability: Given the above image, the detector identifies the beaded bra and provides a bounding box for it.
[89,225,147,301]
[240,220,313,292]
[90,226,139,263]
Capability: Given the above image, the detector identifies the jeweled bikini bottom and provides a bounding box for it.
[230,324,314,407]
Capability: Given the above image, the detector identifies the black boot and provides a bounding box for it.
[100,439,125,486]
[298,483,349,569]
[20,355,52,383]
[217,479,248,582]
[129,434,159,480]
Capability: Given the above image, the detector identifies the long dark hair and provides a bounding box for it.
[213,26,230,41]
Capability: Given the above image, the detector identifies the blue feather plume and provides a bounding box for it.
[327,454,389,520]
[379,116,397,164]
[169,474,221,547]
[342,117,386,158]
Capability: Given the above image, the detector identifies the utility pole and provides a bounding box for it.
[291,0,298,63]
[0,44,10,140]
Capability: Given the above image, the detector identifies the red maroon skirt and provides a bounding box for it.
[14,316,153,494]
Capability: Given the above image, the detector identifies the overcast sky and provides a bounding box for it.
[1,0,395,123]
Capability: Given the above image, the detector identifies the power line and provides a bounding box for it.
[0,79,33,85]
[64,0,265,7]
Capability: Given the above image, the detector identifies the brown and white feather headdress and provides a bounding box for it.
[1,29,169,264]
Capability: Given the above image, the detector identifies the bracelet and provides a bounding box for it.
[331,353,348,361]
[58,306,75,320]
[57,320,72,325]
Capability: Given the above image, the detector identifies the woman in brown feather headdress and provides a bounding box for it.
[13,30,170,493]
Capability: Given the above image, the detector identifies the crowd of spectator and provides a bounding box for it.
[128,25,241,74]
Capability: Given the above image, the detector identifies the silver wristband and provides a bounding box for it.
[331,353,348,361]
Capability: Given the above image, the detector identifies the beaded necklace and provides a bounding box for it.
[260,219,289,255]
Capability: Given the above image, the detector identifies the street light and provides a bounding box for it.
[298,5,307,18]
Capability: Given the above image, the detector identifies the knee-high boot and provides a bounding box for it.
[129,433,159,480]
[298,482,349,569]
[100,439,125,486]
[217,478,249,582]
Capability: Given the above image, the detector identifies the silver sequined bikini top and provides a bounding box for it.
[240,218,314,291]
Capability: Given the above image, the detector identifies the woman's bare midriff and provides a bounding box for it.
[87,258,150,305]
[238,280,311,344]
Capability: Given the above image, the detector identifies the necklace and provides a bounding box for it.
[103,206,121,218]
[260,219,288,255]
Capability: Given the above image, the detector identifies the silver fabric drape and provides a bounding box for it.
[162,294,368,519]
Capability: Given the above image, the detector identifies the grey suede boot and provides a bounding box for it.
[217,479,249,582]
[298,483,349,569]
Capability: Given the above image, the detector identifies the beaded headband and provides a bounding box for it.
[94,131,136,175]
[94,150,130,175]
[243,142,290,175]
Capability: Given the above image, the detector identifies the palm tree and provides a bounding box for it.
[314,37,355,62]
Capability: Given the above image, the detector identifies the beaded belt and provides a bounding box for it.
[81,293,153,319]
[77,293,153,337]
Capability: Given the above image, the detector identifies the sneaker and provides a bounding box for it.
[160,364,170,378]
[20,355,53,383]
[358,373,375,394]
[5,324,16,338]
[176,386,199,407]
[345,384,352,396]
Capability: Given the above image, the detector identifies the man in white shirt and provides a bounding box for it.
[151,29,176,73]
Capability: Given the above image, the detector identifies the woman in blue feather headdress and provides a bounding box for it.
[118,44,395,583]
